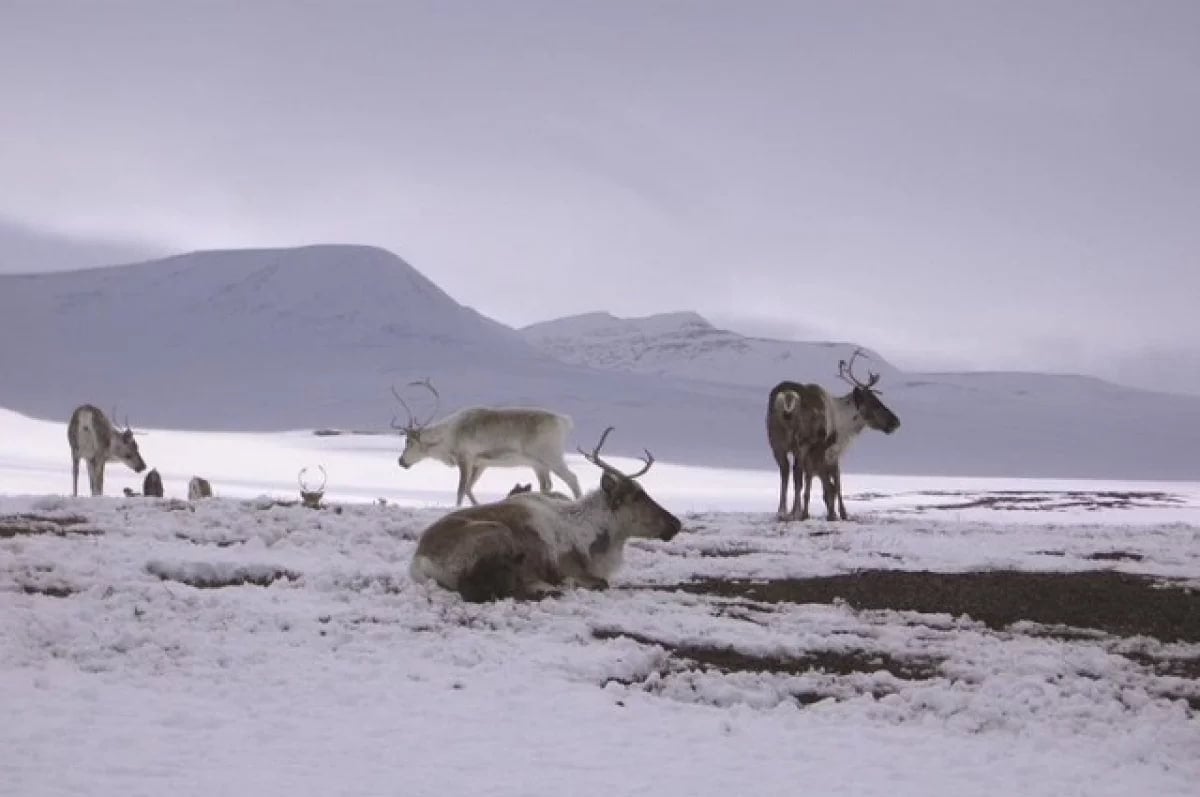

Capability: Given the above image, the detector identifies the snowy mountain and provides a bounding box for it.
[522,311,897,387]
[0,246,758,467]
[521,311,1200,480]
[2,248,1200,479]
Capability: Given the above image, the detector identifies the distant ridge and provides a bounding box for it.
[2,246,1200,478]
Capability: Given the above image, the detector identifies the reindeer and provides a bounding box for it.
[766,381,830,520]
[188,477,213,500]
[767,350,900,521]
[67,405,146,497]
[409,426,681,602]
[391,379,582,507]
[808,350,901,520]
[143,468,164,498]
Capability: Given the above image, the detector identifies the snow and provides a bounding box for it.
[2,406,1199,796]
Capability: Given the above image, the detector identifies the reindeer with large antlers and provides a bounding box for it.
[390,379,582,506]
[67,404,146,497]
[767,349,900,521]
[409,426,681,602]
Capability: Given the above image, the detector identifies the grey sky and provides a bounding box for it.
[2,1,1198,392]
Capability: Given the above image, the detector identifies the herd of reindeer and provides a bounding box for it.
[63,349,899,602]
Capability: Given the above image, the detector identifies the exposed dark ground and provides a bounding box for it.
[670,570,1199,642]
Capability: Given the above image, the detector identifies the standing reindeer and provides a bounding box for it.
[766,350,900,521]
[391,379,582,506]
[410,426,681,602]
[766,381,830,520]
[67,405,146,497]
[809,350,901,520]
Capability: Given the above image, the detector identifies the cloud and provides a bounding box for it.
[0,1,1197,393]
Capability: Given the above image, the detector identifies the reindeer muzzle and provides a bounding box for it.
[660,515,683,542]
[397,457,411,469]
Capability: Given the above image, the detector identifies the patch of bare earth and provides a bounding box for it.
[914,489,1186,512]
[0,513,102,539]
[670,570,1199,642]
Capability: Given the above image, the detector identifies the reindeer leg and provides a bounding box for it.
[534,466,552,493]
[774,450,790,520]
[455,461,472,507]
[71,455,80,497]
[548,459,582,499]
[834,464,848,521]
[466,464,487,505]
[821,469,838,521]
[793,455,809,520]
[86,459,101,497]
[559,550,608,590]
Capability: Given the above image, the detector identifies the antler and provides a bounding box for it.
[389,378,441,432]
[577,426,656,480]
[110,405,132,432]
[298,465,327,493]
[837,348,882,392]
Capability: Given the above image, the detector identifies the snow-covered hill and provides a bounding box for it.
[0,247,760,468]
[3,248,1200,479]
[522,311,897,386]
[520,311,1200,480]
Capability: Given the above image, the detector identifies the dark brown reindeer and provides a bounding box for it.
[767,350,900,521]
[67,405,146,497]
[143,468,164,498]
[410,426,681,602]
[392,379,582,506]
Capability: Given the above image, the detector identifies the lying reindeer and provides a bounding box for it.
[68,404,146,497]
[410,427,681,602]
[392,379,582,506]
[143,468,164,498]
[188,477,213,500]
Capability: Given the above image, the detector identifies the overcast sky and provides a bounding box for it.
[2,1,1198,393]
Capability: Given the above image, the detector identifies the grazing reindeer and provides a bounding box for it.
[410,426,681,602]
[391,379,582,507]
[143,468,164,498]
[67,405,146,497]
[808,350,901,520]
[188,477,213,500]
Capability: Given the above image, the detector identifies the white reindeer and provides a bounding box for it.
[67,404,147,497]
[410,426,682,602]
[188,476,213,500]
[807,350,901,520]
[391,379,582,506]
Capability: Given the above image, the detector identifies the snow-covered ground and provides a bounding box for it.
[2,407,1198,796]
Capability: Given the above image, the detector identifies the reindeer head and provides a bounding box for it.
[391,379,441,468]
[110,409,147,473]
[578,427,681,542]
[837,349,900,434]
